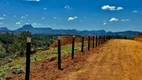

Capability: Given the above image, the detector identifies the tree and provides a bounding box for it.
[0,41,6,58]
[7,31,32,57]
[17,31,32,56]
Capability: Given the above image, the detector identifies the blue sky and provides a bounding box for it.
[0,0,142,31]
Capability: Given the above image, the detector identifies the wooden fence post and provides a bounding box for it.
[98,36,100,46]
[99,36,101,45]
[106,36,108,41]
[58,36,62,70]
[102,36,103,44]
[104,35,106,43]
[72,35,75,59]
[93,36,95,48]
[96,36,98,47]
[102,35,104,44]
[81,36,84,53]
[25,37,31,80]
[88,36,90,51]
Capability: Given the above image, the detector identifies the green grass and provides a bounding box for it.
[0,41,89,78]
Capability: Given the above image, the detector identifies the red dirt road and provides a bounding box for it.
[11,39,142,80]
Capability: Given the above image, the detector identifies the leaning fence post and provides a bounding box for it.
[88,36,90,51]
[72,35,75,60]
[25,37,31,80]
[58,36,61,70]
[93,36,95,48]
[81,36,84,53]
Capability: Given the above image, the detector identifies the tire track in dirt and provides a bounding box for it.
[60,39,142,80]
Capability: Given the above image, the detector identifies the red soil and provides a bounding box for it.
[50,36,88,48]
[10,47,99,80]
[8,39,142,80]
[134,33,142,42]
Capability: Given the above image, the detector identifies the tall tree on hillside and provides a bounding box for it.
[8,31,32,57]
[18,31,32,56]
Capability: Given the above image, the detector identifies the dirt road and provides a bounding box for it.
[60,39,142,80]
[12,39,142,80]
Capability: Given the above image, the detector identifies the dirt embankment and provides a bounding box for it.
[134,33,142,42]
[9,39,142,80]
[50,36,88,48]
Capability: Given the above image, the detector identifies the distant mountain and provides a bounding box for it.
[16,25,33,31]
[15,25,52,34]
[0,27,10,31]
[0,25,141,37]
[14,25,108,35]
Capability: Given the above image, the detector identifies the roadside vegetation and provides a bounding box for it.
[0,32,88,79]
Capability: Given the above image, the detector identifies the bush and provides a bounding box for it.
[0,52,7,58]
[0,70,5,77]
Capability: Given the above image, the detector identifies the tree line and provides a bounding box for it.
[0,31,57,59]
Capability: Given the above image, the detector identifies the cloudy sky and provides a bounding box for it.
[0,0,142,31]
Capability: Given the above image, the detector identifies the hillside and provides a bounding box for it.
[7,39,142,80]
[50,36,88,48]
[0,36,89,80]
[134,33,142,42]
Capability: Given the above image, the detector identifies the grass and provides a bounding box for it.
[0,41,89,78]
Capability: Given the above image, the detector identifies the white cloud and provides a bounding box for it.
[43,8,47,10]
[103,22,107,25]
[32,23,41,26]
[25,14,28,16]
[20,20,23,22]
[54,17,57,19]
[41,17,45,19]
[16,22,21,25]
[109,18,119,22]
[74,16,78,19]
[20,16,24,19]
[102,5,123,11]
[14,15,17,18]
[3,14,6,17]
[68,17,74,21]
[64,5,72,9]
[121,19,130,22]
[26,23,30,24]
[68,16,78,21]
[23,0,40,2]
[0,22,3,24]
[102,5,116,11]
[0,17,4,20]
[117,7,123,10]
[133,10,139,13]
